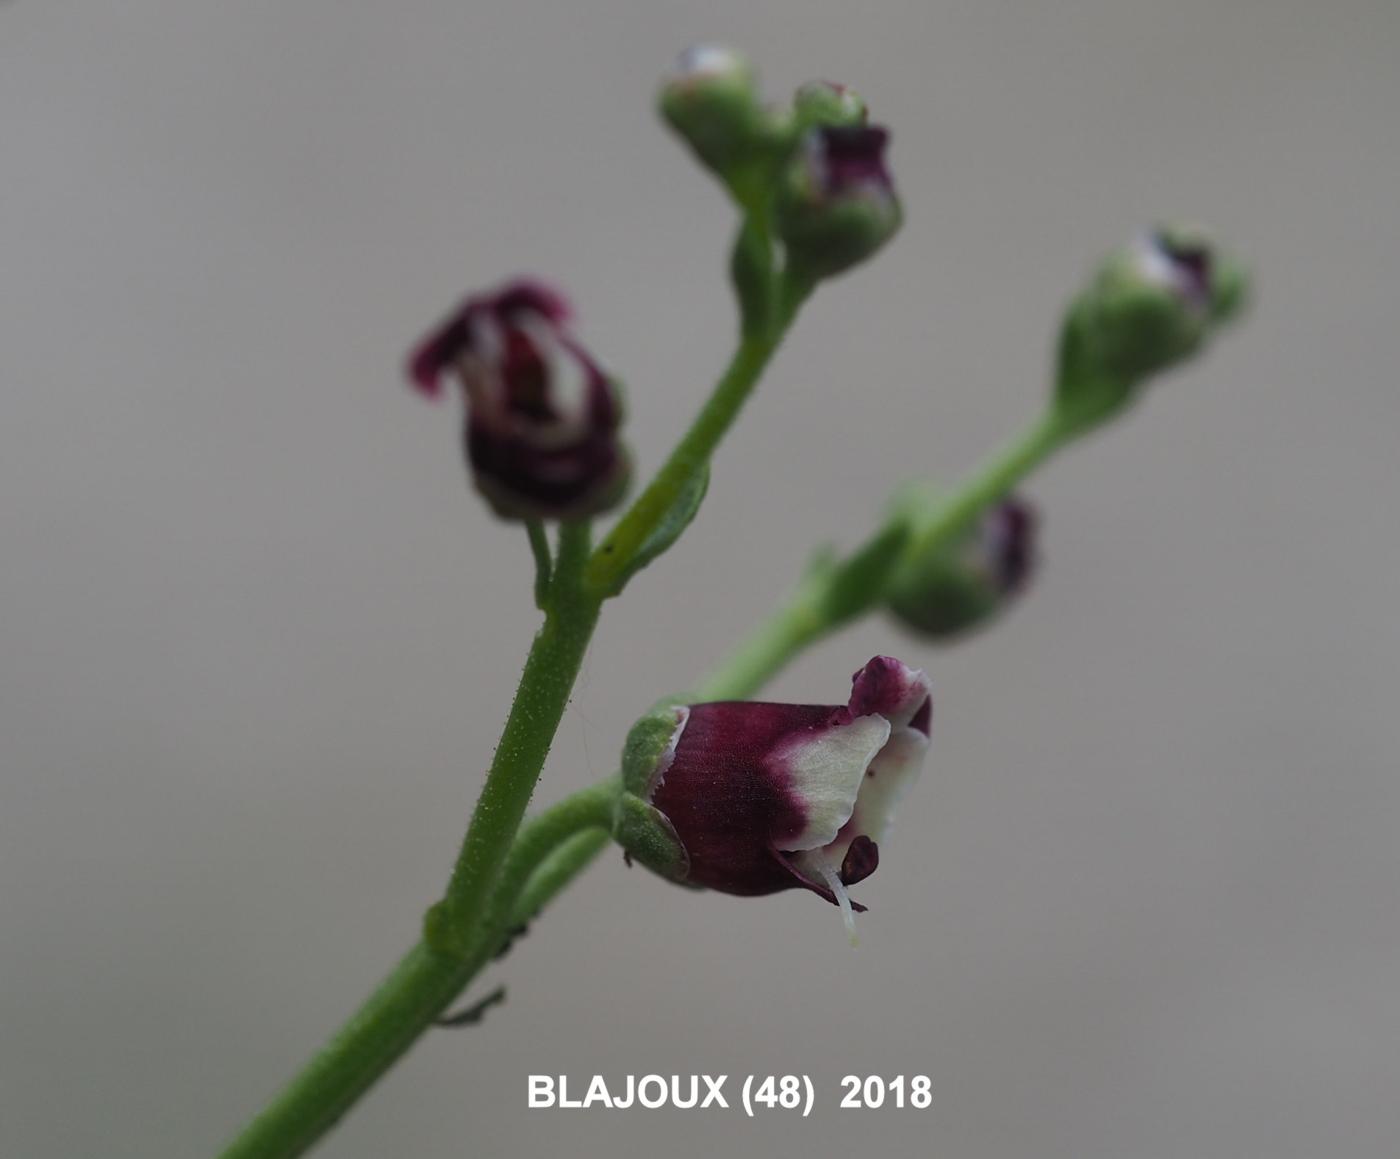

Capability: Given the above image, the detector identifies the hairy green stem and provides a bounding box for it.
[698,410,1069,698]
[585,276,810,597]
[511,829,612,927]
[218,778,616,1159]
[906,410,1066,560]
[433,521,598,955]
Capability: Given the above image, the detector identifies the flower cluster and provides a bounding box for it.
[398,48,1250,946]
[660,45,902,280]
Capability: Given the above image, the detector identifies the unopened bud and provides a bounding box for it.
[407,280,630,521]
[791,80,869,131]
[887,497,1038,640]
[1055,225,1249,432]
[775,125,902,281]
[659,46,786,196]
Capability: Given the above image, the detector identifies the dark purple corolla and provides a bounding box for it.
[775,124,902,279]
[617,656,932,939]
[407,280,629,520]
[887,497,1038,640]
[814,125,893,192]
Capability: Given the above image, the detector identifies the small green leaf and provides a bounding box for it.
[600,464,710,597]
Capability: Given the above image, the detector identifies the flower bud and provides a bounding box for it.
[659,46,786,193]
[775,125,902,281]
[407,280,630,521]
[887,497,1038,640]
[1055,225,1248,432]
[791,80,869,131]
[614,656,932,939]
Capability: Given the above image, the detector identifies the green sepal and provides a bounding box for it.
[1208,256,1250,326]
[886,547,1003,639]
[620,700,688,797]
[791,80,868,132]
[778,184,903,282]
[597,464,709,598]
[1052,309,1139,437]
[612,792,690,882]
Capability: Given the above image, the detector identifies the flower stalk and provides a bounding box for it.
[586,269,812,598]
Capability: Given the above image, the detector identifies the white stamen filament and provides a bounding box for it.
[813,858,858,947]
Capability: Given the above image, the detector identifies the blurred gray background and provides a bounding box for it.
[2,1,1398,1156]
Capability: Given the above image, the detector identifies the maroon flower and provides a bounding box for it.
[888,497,1039,640]
[619,656,932,938]
[407,280,629,520]
[775,125,902,279]
[815,124,893,192]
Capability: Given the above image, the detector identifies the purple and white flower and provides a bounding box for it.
[620,656,932,939]
[407,280,629,521]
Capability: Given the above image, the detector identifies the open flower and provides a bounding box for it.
[888,496,1038,640]
[615,656,932,939]
[407,280,629,520]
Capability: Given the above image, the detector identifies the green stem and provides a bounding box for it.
[219,944,466,1159]
[511,829,612,927]
[490,775,618,930]
[585,276,811,597]
[434,521,598,955]
[219,776,619,1159]
[698,410,1069,699]
[221,524,603,1158]
[906,409,1066,560]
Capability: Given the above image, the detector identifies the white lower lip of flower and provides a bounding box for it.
[788,722,926,944]
[518,315,591,438]
[773,714,891,852]
[828,725,928,868]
